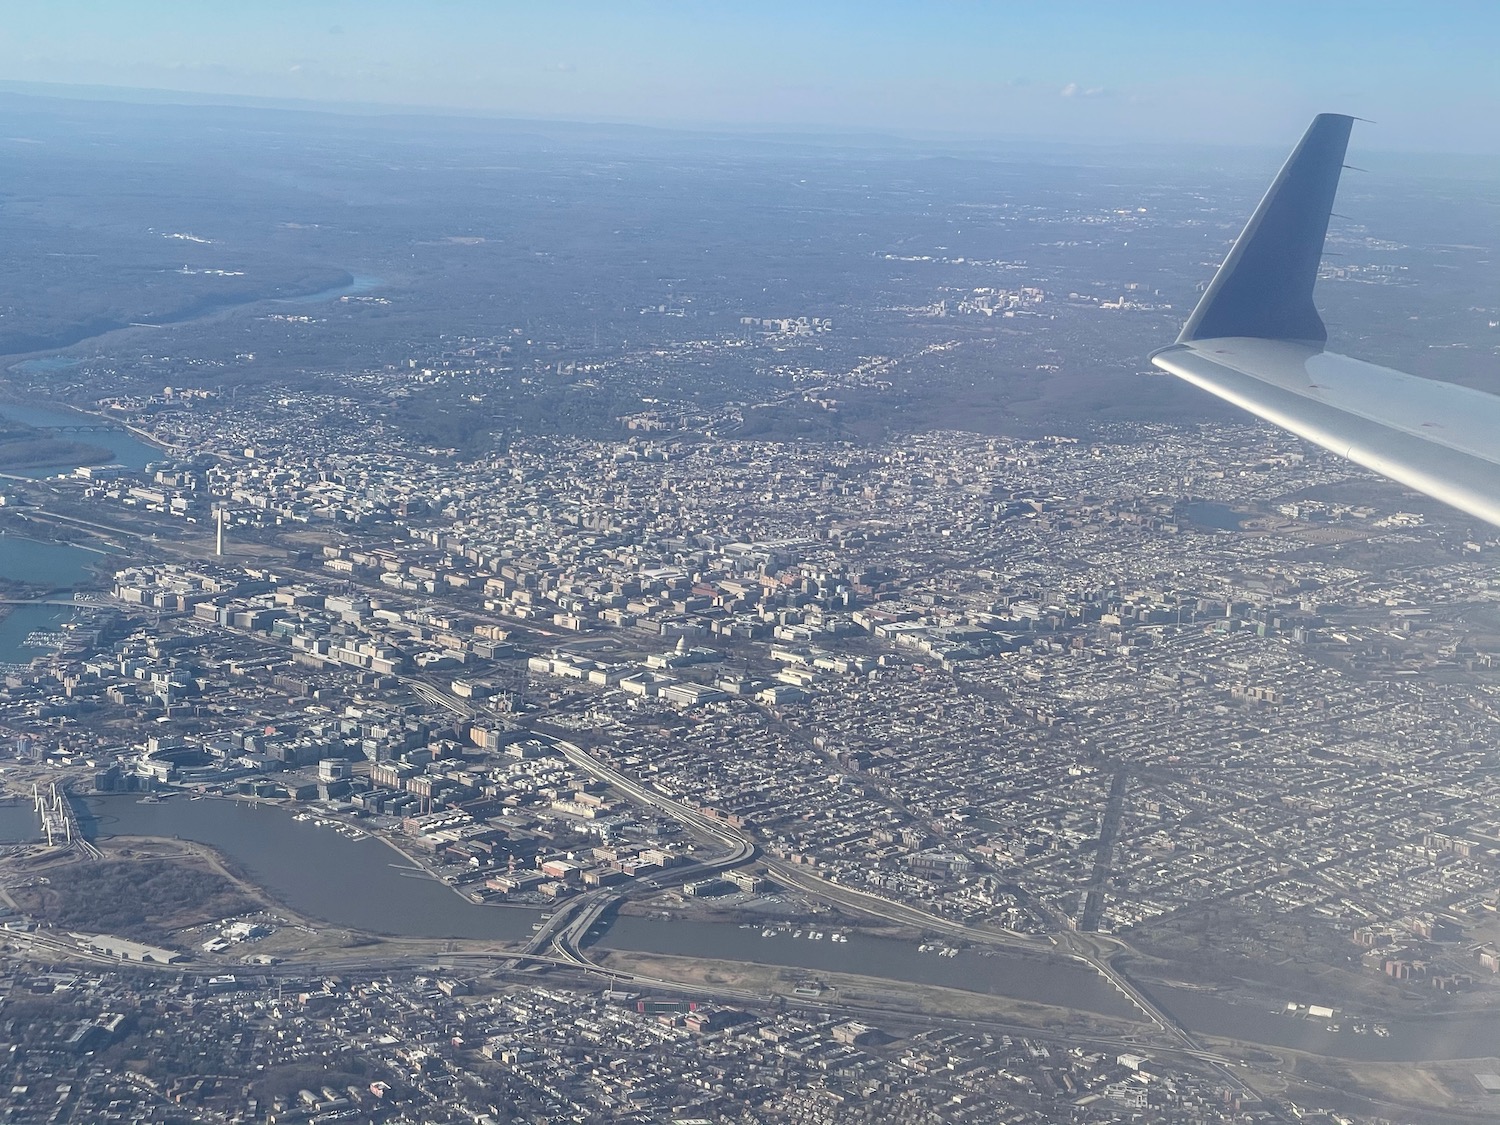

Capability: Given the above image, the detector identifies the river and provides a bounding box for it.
[270,274,381,308]
[0,401,160,474]
[0,799,38,843]
[0,531,111,662]
[81,795,535,943]
[0,603,76,664]
[0,274,381,477]
[83,796,1134,1020]
[5,273,382,373]
[74,794,1500,1061]
[0,532,108,587]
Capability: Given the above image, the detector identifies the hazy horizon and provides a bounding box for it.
[1,1,1497,154]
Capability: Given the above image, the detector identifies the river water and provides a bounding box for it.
[0,533,107,587]
[0,274,381,477]
[271,274,381,308]
[81,795,534,943]
[0,800,38,843]
[0,524,115,662]
[6,273,382,377]
[0,531,112,662]
[72,794,1500,1061]
[0,603,75,664]
[595,913,1133,1019]
[0,402,160,474]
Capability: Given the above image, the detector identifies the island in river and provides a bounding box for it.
[0,417,113,472]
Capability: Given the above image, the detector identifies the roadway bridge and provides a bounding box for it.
[34,781,78,846]
[31,781,100,858]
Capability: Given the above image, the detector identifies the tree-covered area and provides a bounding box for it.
[0,433,112,469]
[6,89,1494,454]
[14,858,257,945]
[0,417,113,468]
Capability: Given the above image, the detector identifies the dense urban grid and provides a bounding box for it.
[1,95,1499,1124]
[0,963,1269,1124]
[8,378,1500,1120]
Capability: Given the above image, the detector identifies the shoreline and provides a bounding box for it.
[12,806,1497,1068]
[0,268,362,371]
[67,794,1500,1067]
[132,793,549,919]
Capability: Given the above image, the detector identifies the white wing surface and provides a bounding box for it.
[1151,114,1500,528]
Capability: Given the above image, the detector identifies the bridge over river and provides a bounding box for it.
[33,423,125,433]
[31,781,100,857]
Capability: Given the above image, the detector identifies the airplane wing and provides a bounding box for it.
[1150,113,1500,528]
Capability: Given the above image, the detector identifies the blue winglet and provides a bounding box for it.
[1178,113,1355,345]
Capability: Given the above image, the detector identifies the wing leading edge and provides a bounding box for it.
[1151,114,1500,529]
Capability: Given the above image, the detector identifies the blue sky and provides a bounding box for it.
[3,1,1498,151]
